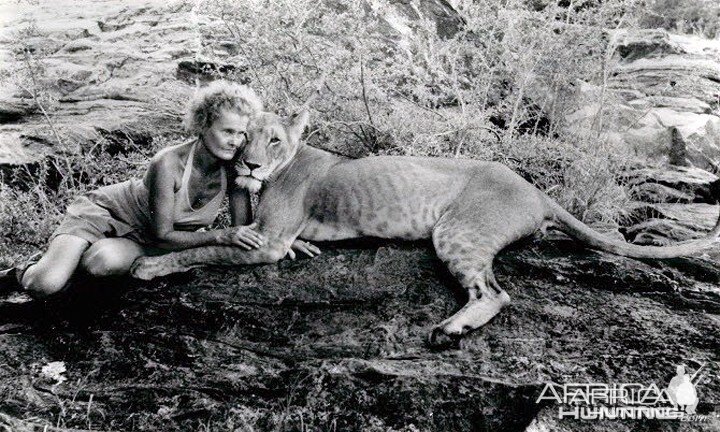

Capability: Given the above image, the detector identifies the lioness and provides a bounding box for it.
[131,108,720,345]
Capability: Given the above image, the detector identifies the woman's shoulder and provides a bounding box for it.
[144,139,197,188]
[149,139,196,167]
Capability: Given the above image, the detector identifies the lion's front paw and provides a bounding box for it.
[130,256,166,281]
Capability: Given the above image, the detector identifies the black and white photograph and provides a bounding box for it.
[0,0,719,430]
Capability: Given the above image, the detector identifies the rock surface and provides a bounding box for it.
[626,165,720,204]
[564,29,720,170]
[1,5,718,175]
[0,240,718,431]
[621,166,720,245]
[0,0,195,168]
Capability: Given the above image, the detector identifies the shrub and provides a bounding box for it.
[199,0,638,225]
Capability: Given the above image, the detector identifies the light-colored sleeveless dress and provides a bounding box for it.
[50,141,227,245]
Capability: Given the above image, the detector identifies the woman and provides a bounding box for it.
[2,81,319,297]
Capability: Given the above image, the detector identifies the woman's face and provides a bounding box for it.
[201,109,250,161]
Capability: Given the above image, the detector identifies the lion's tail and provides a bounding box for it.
[550,179,720,259]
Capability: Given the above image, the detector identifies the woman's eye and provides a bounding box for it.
[224,130,247,140]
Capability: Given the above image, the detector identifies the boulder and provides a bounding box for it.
[624,203,719,244]
[366,0,462,50]
[619,165,720,245]
[614,28,684,60]
[605,105,720,169]
[380,0,463,40]
[0,128,52,166]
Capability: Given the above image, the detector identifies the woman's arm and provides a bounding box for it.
[146,154,263,251]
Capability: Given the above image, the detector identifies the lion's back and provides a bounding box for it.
[300,156,491,241]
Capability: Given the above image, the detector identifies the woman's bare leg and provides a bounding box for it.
[22,235,165,297]
[21,234,90,297]
[80,237,155,277]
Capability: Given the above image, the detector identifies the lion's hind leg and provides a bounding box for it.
[428,194,544,347]
[428,266,510,347]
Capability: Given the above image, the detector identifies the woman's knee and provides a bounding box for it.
[20,234,88,296]
[81,239,142,277]
[21,265,70,296]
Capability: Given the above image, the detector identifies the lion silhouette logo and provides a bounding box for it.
[666,364,704,414]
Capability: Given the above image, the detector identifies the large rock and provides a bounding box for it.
[624,202,719,244]
[367,0,463,41]
[0,99,35,123]
[622,108,720,168]
[614,29,685,60]
[611,31,720,107]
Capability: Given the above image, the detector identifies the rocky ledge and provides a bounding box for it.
[0,239,718,431]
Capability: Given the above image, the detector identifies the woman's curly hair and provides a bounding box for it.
[184,81,263,136]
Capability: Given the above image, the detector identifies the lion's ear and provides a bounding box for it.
[288,108,310,142]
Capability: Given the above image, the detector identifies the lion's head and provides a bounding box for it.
[234,109,309,193]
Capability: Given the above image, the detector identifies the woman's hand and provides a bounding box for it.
[287,240,321,260]
[215,223,266,249]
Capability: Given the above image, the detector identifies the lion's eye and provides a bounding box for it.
[270,137,281,145]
